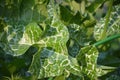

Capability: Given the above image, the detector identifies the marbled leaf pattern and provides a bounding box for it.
[94,5,120,41]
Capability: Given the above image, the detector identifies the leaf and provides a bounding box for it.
[66,74,84,80]
[29,48,83,79]
[86,0,106,13]
[59,5,73,25]
[67,24,94,46]
[98,52,120,67]
[28,2,84,79]
[38,50,69,78]
[0,0,22,19]
[28,1,70,78]
[5,22,42,56]
[94,4,120,41]
[106,5,120,36]
[76,45,99,79]
[0,19,6,41]
[67,23,95,58]
[97,65,117,77]
[1,0,119,79]
[54,75,65,80]
[106,75,120,80]
[69,12,84,25]
[0,0,49,56]
[38,50,82,78]
[67,39,80,57]
[59,5,87,25]
[20,0,48,23]
[7,58,26,74]
[66,56,83,77]
[28,49,42,78]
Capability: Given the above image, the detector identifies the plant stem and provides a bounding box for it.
[94,34,120,46]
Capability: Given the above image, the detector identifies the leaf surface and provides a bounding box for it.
[94,5,120,41]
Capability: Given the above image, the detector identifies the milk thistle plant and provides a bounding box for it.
[0,0,120,80]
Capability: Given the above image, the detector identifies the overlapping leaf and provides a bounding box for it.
[0,0,119,80]
[67,23,95,58]
[94,4,120,41]
[86,0,106,13]
[107,5,120,36]
[28,1,86,79]
[33,48,83,79]
[0,0,48,55]
[29,0,69,78]
[28,17,69,78]
[9,22,43,55]
[76,45,98,79]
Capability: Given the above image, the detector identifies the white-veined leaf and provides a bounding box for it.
[94,5,120,41]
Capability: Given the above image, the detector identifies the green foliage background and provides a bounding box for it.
[0,0,120,80]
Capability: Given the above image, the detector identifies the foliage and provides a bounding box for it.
[0,0,120,80]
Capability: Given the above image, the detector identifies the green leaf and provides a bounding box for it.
[1,0,120,79]
[54,75,65,80]
[6,22,42,56]
[76,45,98,79]
[98,52,120,67]
[66,56,83,77]
[0,0,48,56]
[0,0,22,19]
[106,75,120,80]
[68,24,94,46]
[28,49,42,79]
[106,5,120,36]
[97,65,117,77]
[69,12,84,25]
[86,0,106,13]
[38,50,69,78]
[0,19,6,41]
[59,5,73,25]
[59,5,88,25]
[29,48,83,79]
[94,4,120,41]
[67,23,95,58]
[7,58,26,74]
[28,1,70,78]
[28,2,84,78]
[20,0,48,23]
